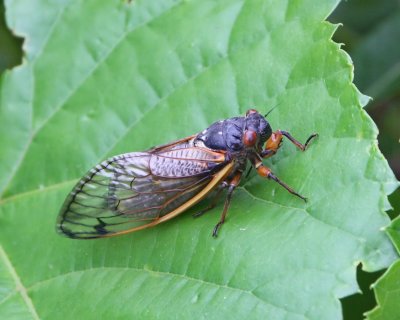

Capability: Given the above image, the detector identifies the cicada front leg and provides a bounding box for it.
[261,130,318,159]
[255,129,318,202]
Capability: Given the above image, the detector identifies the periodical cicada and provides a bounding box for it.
[57,109,317,239]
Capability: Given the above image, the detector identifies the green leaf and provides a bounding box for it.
[366,260,400,320]
[387,212,400,255]
[0,0,398,319]
[366,213,400,319]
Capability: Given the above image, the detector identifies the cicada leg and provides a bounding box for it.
[261,130,318,158]
[212,171,242,237]
[254,160,307,202]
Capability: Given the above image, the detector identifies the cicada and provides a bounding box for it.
[57,109,317,239]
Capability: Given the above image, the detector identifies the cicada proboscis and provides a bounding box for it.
[57,109,317,239]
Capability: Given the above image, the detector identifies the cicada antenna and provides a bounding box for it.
[264,103,280,118]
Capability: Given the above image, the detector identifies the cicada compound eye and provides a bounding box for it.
[243,129,257,147]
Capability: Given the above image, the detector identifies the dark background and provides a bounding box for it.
[1,1,399,319]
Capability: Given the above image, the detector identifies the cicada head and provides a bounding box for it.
[243,109,272,149]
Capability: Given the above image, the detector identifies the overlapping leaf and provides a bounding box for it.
[366,216,400,319]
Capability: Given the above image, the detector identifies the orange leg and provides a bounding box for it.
[261,131,283,159]
[261,130,317,158]
[255,160,307,201]
[212,171,242,237]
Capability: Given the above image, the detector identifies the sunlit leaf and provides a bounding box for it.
[0,0,398,319]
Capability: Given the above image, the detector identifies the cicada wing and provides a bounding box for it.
[57,143,232,239]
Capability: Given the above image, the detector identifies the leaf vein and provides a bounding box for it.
[0,245,40,319]
[1,0,185,200]
[26,266,307,317]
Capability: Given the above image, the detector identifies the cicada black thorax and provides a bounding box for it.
[193,110,272,170]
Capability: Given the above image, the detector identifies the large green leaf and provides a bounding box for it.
[0,0,398,319]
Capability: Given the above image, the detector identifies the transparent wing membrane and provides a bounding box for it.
[57,139,230,239]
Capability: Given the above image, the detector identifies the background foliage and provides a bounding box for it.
[0,0,399,319]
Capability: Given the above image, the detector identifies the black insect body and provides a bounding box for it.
[194,115,267,152]
[57,109,317,239]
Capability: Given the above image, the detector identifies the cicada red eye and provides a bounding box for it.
[243,129,257,147]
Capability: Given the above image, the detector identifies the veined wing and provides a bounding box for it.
[57,139,233,239]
